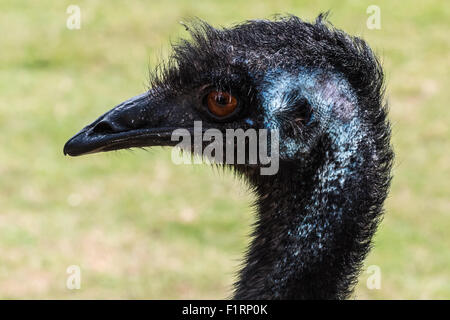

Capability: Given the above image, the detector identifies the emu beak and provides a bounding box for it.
[63,92,185,157]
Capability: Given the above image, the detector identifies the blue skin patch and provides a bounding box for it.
[258,68,365,159]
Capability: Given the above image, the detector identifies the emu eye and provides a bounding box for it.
[206,91,238,118]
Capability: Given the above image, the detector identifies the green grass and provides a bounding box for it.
[0,0,448,299]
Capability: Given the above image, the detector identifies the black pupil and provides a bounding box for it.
[215,93,229,106]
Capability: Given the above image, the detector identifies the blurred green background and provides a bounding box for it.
[0,0,448,299]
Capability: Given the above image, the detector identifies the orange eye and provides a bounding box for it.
[206,91,238,117]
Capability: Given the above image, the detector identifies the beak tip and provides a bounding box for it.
[63,143,72,157]
[63,136,82,157]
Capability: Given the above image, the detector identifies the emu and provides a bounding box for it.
[64,15,393,299]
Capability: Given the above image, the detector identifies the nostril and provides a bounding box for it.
[92,120,115,134]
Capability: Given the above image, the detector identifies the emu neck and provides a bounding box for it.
[234,125,383,299]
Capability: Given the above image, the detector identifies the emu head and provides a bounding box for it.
[64,15,385,177]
